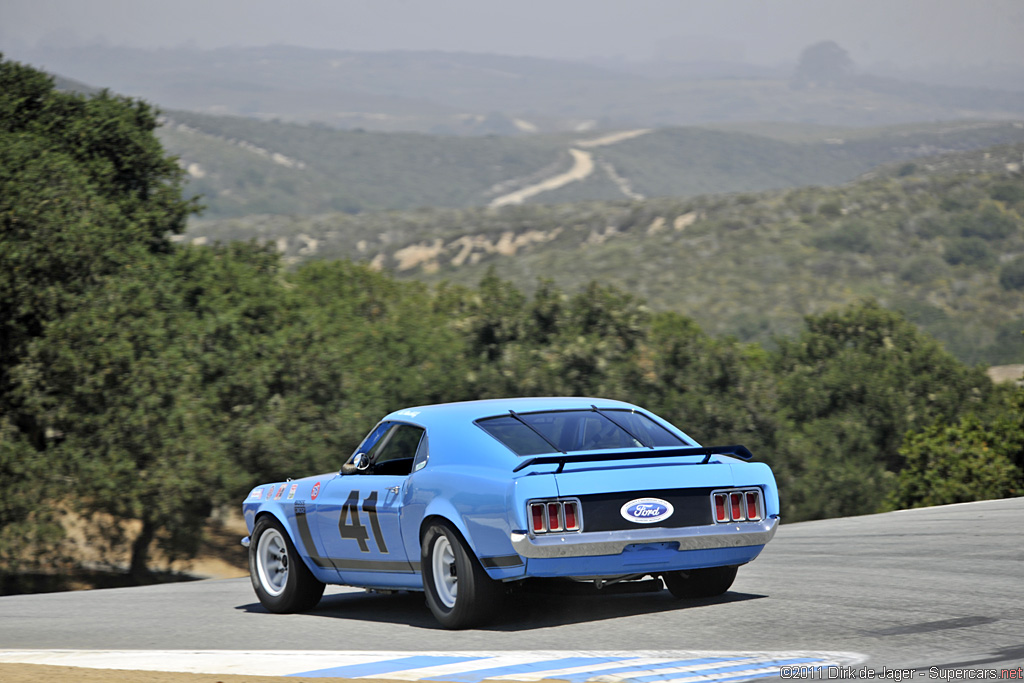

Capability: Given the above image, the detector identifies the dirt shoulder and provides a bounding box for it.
[0,664,308,683]
[0,664,561,683]
[0,664,419,683]
[3,511,249,596]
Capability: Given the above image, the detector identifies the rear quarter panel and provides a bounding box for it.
[727,460,779,517]
[403,418,556,579]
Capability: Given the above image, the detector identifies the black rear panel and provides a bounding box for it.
[576,487,715,532]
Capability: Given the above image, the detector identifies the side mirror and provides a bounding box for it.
[341,452,371,475]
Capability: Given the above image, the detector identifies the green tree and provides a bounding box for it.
[0,133,142,447]
[212,258,476,485]
[0,417,64,579]
[460,270,530,367]
[770,301,991,519]
[641,312,779,451]
[12,255,232,577]
[1,56,203,578]
[1,54,195,443]
[887,390,1023,509]
[532,281,650,398]
[0,57,194,241]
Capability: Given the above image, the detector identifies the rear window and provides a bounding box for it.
[476,408,687,456]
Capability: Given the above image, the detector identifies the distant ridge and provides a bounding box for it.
[11,44,1024,134]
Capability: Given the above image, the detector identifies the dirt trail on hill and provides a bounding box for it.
[489,129,651,207]
[490,148,594,207]
[575,128,652,148]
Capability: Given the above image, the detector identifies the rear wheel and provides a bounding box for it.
[249,516,325,613]
[421,520,503,629]
[663,565,738,599]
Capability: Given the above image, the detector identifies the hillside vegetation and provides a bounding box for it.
[188,142,1024,366]
[160,108,1024,219]
[159,111,567,217]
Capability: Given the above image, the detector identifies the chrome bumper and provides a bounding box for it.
[240,536,251,549]
[510,516,778,559]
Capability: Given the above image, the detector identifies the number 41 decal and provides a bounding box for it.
[339,490,388,553]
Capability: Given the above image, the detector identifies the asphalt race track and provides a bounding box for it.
[1,498,1022,679]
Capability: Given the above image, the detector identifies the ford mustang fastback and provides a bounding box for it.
[242,397,779,628]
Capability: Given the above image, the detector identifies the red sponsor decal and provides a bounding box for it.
[250,489,263,500]
[274,485,285,500]
[311,481,321,500]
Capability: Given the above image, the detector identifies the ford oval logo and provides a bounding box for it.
[620,497,674,524]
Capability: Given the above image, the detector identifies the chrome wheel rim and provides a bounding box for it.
[432,534,457,608]
[256,527,289,597]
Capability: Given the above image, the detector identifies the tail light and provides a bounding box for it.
[714,493,728,523]
[547,503,562,531]
[730,492,744,521]
[531,503,546,533]
[563,501,579,531]
[745,491,761,521]
[528,499,582,534]
[712,488,763,523]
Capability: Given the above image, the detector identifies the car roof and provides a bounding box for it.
[382,396,642,426]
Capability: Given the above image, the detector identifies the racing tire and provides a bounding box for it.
[421,520,503,629]
[249,516,325,613]
[663,565,738,599]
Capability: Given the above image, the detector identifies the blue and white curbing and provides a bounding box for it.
[0,650,866,681]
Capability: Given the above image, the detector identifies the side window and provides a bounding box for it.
[412,434,429,472]
[369,424,424,476]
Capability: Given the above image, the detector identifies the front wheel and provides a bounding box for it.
[249,516,325,613]
[421,520,503,629]
[663,565,738,599]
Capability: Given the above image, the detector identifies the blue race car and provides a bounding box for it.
[242,397,779,628]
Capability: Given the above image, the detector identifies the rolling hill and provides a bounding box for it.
[184,142,1024,366]
[160,111,1024,219]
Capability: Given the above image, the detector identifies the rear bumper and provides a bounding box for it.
[510,516,778,559]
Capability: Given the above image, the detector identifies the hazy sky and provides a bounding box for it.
[2,0,1023,67]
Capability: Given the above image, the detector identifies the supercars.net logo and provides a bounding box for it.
[780,666,1024,681]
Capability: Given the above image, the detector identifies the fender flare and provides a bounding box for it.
[417,499,526,581]
[419,498,476,553]
[252,506,322,577]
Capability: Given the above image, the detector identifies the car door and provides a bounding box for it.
[314,422,424,587]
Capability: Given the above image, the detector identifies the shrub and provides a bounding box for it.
[999,256,1024,291]
[944,237,995,267]
[896,163,917,177]
[812,221,875,253]
[818,200,843,218]
[954,202,1019,240]
[991,182,1024,205]
[898,255,945,284]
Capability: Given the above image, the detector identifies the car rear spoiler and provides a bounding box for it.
[512,444,754,473]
